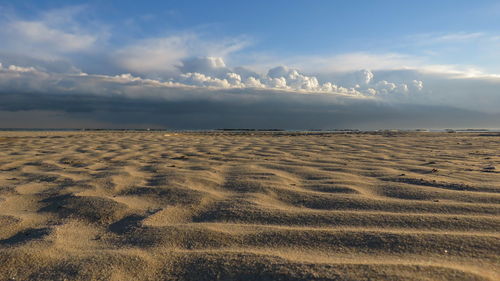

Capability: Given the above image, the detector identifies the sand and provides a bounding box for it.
[0,131,498,280]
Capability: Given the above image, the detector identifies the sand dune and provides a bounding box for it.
[0,131,498,280]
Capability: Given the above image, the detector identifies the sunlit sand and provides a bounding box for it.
[0,131,498,280]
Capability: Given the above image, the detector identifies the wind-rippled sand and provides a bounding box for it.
[0,131,498,281]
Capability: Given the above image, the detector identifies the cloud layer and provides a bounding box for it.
[0,55,425,98]
[1,60,499,130]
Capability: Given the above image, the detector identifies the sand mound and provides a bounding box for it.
[0,131,498,280]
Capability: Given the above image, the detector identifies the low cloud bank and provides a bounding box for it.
[1,90,498,130]
[0,61,498,129]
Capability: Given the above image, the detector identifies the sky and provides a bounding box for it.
[0,0,499,129]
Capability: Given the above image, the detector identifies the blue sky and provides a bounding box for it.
[0,0,499,128]
[2,0,499,68]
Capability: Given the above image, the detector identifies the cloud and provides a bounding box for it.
[0,6,101,60]
[114,35,192,75]
[9,20,96,52]
[276,52,424,73]
[433,32,485,42]
[298,52,490,78]
[409,32,489,46]
[179,57,231,78]
[0,61,498,129]
[0,59,420,101]
[114,35,250,77]
[171,57,423,97]
[178,72,233,88]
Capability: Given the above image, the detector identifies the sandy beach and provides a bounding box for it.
[0,131,498,280]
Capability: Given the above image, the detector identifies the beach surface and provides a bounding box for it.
[0,131,498,280]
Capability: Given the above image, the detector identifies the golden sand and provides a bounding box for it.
[0,131,498,280]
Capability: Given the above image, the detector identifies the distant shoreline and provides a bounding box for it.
[0,128,499,133]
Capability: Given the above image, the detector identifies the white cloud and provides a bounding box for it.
[411,80,424,91]
[274,52,424,73]
[340,69,375,87]
[178,72,231,88]
[277,50,500,85]
[355,69,374,86]
[226,73,244,87]
[0,7,102,61]
[410,32,487,46]
[114,36,250,77]
[244,76,265,88]
[266,66,321,91]
[264,77,288,89]
[174,60,423,97]
[7,65,37,73]
[9,20,96,52]
[115,35,192,75]
[434,32,485,42]
[179,56,231,78]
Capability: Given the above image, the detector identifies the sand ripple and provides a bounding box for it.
[0,131,498,280]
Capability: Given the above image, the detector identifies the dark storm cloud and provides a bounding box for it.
[1,88,498,129]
